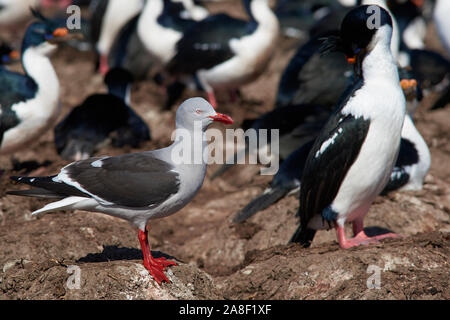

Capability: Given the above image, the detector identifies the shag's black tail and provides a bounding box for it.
[233,187,290,223]
[289,213,316,247]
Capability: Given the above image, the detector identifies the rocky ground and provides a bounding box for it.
[0,1,448,300]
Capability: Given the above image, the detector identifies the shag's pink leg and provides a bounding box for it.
[40,0,72,9]
[40,0,54,8]
[138,227,176,284]
[337,224,401,249]
[207,91,218,109]
[58,0,73,9]
[99,55,109,75]
[352,218,364,236]
[336,225,376,249]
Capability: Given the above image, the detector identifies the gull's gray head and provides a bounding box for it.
[175,97,233,131]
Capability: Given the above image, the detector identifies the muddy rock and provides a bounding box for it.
[0,259,219,300]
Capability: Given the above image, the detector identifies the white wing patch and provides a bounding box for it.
[53,166,114,206]
[91,159,103,168]
[315,128,343,158]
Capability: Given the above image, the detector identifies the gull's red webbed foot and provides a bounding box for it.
[138,228,176,284]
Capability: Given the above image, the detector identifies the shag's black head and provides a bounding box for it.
[163,0,185,16]
[104,68,134,87]
[321,5,393,62]
[104,67,134,101]
[340,5,392,57]
[21,9,68,52]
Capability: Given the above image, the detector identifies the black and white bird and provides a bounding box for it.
[137,0,209,69]
[89,0,145,74]
[54,68,151,161]
[233,72,430,223]
[7,97,233,284]
[290,5,406,249]
[166,0,279,108]
[106,0,207,83]
[0,10,69,155]
[311,0,400,61]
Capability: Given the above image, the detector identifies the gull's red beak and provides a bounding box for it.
[209,113,233,124]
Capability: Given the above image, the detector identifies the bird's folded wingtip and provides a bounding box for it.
[319,35,343,57]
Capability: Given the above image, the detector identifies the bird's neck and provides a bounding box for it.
[246,0,278,31]
[22,45,60,107]
[171,124,209,165]
[107,82,131,105]
[362,29,398,83]
[142,0,164,20]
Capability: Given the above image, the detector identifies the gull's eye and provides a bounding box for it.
[195,109,202,114]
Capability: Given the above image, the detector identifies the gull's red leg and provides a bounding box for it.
[145,226,177,269]
[138,228,175,284]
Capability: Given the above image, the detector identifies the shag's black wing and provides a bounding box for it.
[167,14,255,75]
[299,79,370,226]
[0,70,38,142]
[0,69,37,109]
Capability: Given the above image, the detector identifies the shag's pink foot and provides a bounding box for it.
[337,225,401,249]
[99,55,109,75]
[371,232,402,241]
[207,91,218,109]
[338,230,380,249]
[138,228,176,284]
